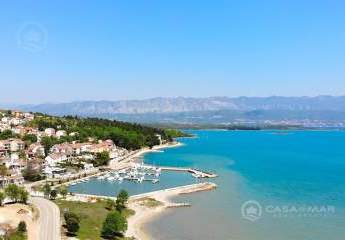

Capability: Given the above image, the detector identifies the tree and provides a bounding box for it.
[18,187,29,204]
[41,136,58,156]
[66,217,79,235]
[64,212,80,235]
[4,184,20,202]
[115,190,129,212]
[22,164,44,182]
[0,129,15,140]
[17,221,27,233]
[58,186,68,199]
[26,114,179,150]
[43,183,51,198]
[93,151,110,167]
[50,190,57,200]
[4,185,28,204]
[101,211,127,239]
[0,191,6,206]
[22,134,38,144]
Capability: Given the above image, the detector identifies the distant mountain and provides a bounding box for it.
[10,96,345,124]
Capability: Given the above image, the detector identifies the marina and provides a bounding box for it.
[66,162,217,189]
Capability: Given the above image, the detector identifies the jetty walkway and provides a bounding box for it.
[67,182,217,202]
[157,166,218,178]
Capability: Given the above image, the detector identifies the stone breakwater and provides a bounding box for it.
[66,182,217,202]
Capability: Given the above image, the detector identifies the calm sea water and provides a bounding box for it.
[71,130,345,240]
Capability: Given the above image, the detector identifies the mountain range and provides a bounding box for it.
[6,96,345,124]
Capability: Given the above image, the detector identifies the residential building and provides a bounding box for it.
[0,139,24,153]
[0,174,24,188]
[56,130,67,138]
[44,128,56,137]
[51,143,74,156]
[10,139,25,152]
[27,143,45,158]
[45,153,68,167]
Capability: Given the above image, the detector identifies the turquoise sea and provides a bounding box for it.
[70,130,345,240]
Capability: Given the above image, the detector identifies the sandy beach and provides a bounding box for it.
[118,141,215,240]
[109,141,184,170]
[126,182,217,240]
[61,140,214,240]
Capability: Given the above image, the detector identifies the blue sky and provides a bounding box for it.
[0,1,344,103]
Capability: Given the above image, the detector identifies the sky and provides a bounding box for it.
[0,0,344,104]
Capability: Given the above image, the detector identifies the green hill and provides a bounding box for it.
[26,114,185,150]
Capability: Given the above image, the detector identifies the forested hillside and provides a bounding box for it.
[27,114,183,150]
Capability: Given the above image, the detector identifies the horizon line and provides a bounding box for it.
[2,94,345,106]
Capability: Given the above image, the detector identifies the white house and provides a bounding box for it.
[23,112,34,121]
[10,118,23,126]
[12,126,26,135]
[83,163,94,171]
[56,130,67,138]
[27,143,45,158]
[0,156,26,175]
[1,117,10,124]
[44,128,56,137]
[69,132,79,137]
[44,153,68,178]
[0,139,25,153]
[10,139,25,152]
[45,153,67,167]
[0,123,10,132]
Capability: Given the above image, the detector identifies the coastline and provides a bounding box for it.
[109,141,184,170]
[126,182,217,240]
[119,140,213,240]
[62,140,214,240]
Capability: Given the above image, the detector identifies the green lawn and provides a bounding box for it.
[55,200,134,240]
[7,232,26,240]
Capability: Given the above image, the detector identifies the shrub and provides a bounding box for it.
[101,211,127,239]
[17,221,27,233]
[115,190,129,212]
[64,211,80,235]
[50,190,57,200]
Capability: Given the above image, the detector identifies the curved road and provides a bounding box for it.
[31,197,61,240]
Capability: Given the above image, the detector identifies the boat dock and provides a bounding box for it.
[166,203,191,208]
[158,166,218,178]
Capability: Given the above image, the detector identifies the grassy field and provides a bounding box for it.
[7,232,26,240]
[138,197,163,208]
[55,200,134,240]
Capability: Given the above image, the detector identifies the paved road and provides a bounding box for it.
[31,197,61,240]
